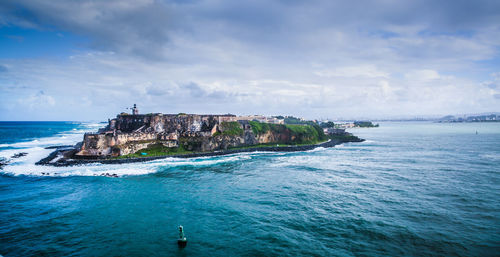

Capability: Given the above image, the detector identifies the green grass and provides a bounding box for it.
[218,121,244,136]
[114,143,193,159]
[248,121,271,134]
[249,121,326,144]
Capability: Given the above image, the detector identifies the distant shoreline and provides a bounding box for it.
[36,138,362,167]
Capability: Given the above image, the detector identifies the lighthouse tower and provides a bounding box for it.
[131,104,139,115]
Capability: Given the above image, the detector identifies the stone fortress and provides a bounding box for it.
[76,104,286,157]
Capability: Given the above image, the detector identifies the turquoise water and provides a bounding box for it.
[0,121,499,256]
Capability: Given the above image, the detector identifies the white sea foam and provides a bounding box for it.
[0,123,264,177]
[1,152,257,177]
[144,154,252,167]
[306,146,326,152]
[1,161,158,177]
[1,122,340,177]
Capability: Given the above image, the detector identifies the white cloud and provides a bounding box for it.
[0,0,500,120]
[315,65,390,78]
[404,69,441,81]
[22,91,56,109]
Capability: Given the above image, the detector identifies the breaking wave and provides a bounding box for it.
[0,123,270,177]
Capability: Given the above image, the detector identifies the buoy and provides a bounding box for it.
[177,225,187,248]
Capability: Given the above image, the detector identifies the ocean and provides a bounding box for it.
[0,121,499,256]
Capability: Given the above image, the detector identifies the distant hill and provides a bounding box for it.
[437,113,500,122]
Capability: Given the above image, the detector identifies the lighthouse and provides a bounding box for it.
[131,104,139,115]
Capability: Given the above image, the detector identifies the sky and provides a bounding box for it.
[0,0,499,121]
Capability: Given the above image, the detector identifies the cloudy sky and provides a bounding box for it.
[0,0,499,121]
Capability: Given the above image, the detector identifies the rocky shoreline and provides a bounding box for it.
[36,138,362,167]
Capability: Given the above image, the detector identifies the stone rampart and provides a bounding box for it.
[78,113,237,157]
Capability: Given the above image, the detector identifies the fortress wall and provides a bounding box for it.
[115,115,152,132]
[158,132,178,141]
[77,134,113,156]
[112,113,235,134]
[118,142,152,156]
[80,113,238,157]
[115,133,157,145]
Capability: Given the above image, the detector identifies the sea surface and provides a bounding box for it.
[0,121,499,256]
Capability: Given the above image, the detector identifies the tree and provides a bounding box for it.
[320,121,335,128]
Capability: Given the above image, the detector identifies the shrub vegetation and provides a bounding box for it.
[218,121,244,136]
[115,143,192,159]
[249,121,327,144]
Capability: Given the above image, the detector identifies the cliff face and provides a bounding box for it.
[178,129,309,153]
[255,130,289,143]
[77,132,166,156]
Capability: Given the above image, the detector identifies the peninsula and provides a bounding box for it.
[37,105,364,166]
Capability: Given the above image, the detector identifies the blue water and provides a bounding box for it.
[0,121,84,146]
[0,122,499,256]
